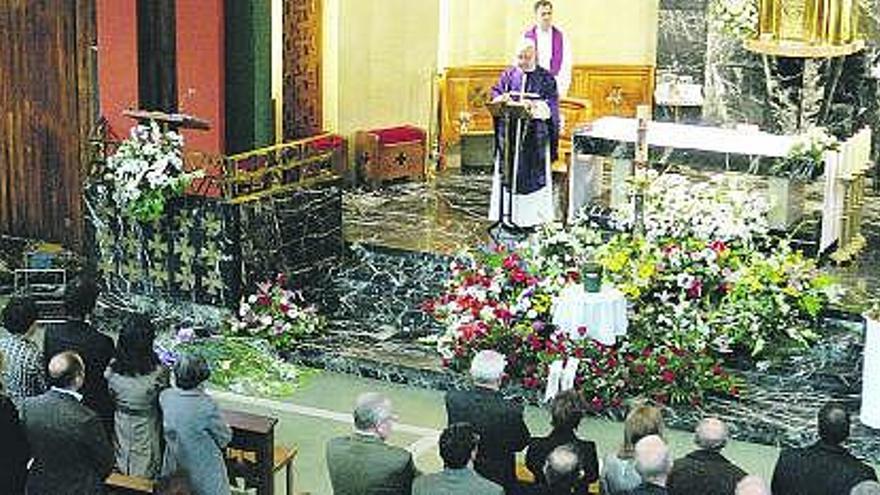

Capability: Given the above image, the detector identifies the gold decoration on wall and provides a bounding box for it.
[749,0,864,57]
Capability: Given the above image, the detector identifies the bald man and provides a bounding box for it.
[667,417,746,495]
[626,434,671,494]
[736,475,771,495]
[20,351,114,495]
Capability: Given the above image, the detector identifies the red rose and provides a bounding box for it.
[712,364,723,376]
[591,396,604,411]
[661,369,676,383]
[641,346,653,357]
[502,254,519,270]
[657,355,668,367]
[634,364,647,375]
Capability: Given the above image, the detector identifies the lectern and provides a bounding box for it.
[486,99,532,234]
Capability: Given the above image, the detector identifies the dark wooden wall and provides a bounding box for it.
[283,0,322,139]
[0,0,96,247]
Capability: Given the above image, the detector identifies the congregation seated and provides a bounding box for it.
[601,404,665,494]
[526,389,599,490]
[667,417,746,495]
[160,353,232,495]
[445,349,531,490]
[624,435,671,495]
[0,295,46,407]
[105,314,170,478]
[542,444,589,495]
[43,275,115,434]
[21,350,114,495]
[852,481,880,495]
[326,391,418,494]
[770,401,878,495]
[413,422,503,495]
[0,350,30,495]
[735,475,771,495]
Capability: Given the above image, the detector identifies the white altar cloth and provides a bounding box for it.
[551,284,628,345]
[582,117,798,157]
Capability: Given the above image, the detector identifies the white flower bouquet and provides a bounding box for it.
[105,120,202,222]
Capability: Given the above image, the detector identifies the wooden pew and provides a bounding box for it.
[223,409,298,495]
[105,472,154,494]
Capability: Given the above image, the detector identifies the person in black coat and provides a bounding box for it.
[0,351,30,495]
[446,349,531,490]
[667,417,746,495]
[771,401,877,495]
[526,389,599,490]
[43,275,115,433]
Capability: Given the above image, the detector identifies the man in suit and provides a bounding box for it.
[20,351,114,495]
[625,435,671,494]
[326,392,417,494]
[771,401,877,495]
[413,422,503,495]
[43,276,115,434]
[543,444,588,494]
[667,417,747,495]
[445,349,531,490]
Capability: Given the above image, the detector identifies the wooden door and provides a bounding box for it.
[0,0,96,247]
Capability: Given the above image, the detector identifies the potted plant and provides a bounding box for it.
[768,127,838,230]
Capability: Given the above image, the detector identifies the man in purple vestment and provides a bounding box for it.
[524,0,572,97]
[488,39,558,228]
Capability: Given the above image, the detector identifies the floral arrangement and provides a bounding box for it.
[427,211,838,408]
[156,327,312,397]
[771,127,839,180]
[105,120,201,222]
[227,273,325,352]
[425,245,740,409]
[609,172,770,246]
[709,0,759,38]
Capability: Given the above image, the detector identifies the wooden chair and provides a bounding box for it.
[273,445,298,495]
[553,96,593,174]
[105,472,154,494]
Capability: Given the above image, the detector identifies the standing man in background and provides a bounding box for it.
[524,0,572,98]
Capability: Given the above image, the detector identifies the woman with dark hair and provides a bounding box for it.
[525,389,599,491]
[160,353,232,495]
[0,296,45,406]
[105,314,169,478]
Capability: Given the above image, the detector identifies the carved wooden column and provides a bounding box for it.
[283,0,322,139]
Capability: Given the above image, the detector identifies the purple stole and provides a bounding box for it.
[525,26,563,76]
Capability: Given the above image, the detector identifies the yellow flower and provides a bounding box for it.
[637,262,655,280]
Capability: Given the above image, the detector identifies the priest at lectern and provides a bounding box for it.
[488,39,559,229]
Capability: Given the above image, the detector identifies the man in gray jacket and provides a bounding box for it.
[414,422,503,495]
[326,392,417,494]
[20,351,114,495]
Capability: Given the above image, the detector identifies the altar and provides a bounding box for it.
[569,116,871,256]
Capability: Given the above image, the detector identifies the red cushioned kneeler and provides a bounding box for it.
[355,125,426,187]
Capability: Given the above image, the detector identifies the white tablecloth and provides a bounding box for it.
[861,316,880,429]
[551,284,628,345]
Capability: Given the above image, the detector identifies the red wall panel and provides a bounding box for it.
[176,0,225,153]
[96,0,138,139]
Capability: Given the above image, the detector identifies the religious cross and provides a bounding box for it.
[394,152,408,167]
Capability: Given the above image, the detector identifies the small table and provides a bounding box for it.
[551,284,628,345]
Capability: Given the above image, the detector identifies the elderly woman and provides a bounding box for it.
[526,390,599,489]
[600,404,665,494]
[160,353,232,495]
[105,315,169,478]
